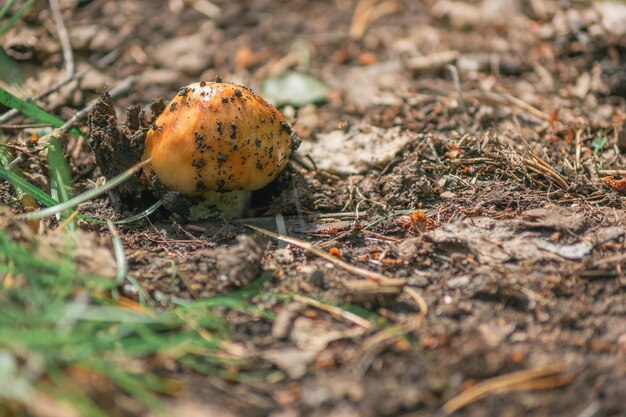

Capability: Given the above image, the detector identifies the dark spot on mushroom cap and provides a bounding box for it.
[256,160,263,169]
[230,123,237,139]
[192,158,206,169]
[200,80,206,87]
[217,154,227,164]
[216,120,222,135]
[268,171,274,177]
[215,76,223,83]
[222,96,228,103]
[195,180,206,191]
[254,138,261,148]
[178,87,190,96]
[234,89,242,97]
[169,102,177,112]
[194,132,205,147]
[216,179,225,191]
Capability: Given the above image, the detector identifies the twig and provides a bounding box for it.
[349,0,401,40]
[575,128,583,171]
[361,229,402,242]
[406,50,460,71]
[464,91,551,121]
[50,0,75,83]
[502,92,551,120]
[403,286,428,324]
[442,364,568,414]
[352,323,412,377]
[292,294,372,329]
[246,224,407,287]
[533,153,569,188]
[524,157,569,189]
[597,169,626,176]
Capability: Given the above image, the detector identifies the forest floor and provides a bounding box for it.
[1,1,625,416]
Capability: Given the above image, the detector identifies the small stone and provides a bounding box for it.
[409,275,430,287]
[447,275,471,289]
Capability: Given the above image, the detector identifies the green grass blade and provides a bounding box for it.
[47,137,75,230]
[0,0,18,21]
[112,200,162,225]
[0,145,27,201]
[0,84,65,127]
[0,158,160,224]
[107,220,127,283]
[17,158,151,220]
[46,367,109,417]
[0,159,58,206]
[0,0,39,38]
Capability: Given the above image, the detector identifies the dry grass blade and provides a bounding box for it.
[442,364,568,414]
[403,286,428,325]
[247,224,429,320]
[524,158,569,189]
[525,151,569,189]
[292,294,372,329]
[406,50,460,71]
[55,210,79,232]
[466,91,551,121]
[501,93,551,120]
[246,224,405,287]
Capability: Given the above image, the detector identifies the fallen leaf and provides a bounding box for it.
[262,71,328,107]
[299,125,418,175]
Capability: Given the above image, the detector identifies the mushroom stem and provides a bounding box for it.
[188,190,252,220]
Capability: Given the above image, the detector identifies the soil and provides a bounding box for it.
[1,0,626,416]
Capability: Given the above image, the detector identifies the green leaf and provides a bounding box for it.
[262,70,329,107]
[592,135,608,156]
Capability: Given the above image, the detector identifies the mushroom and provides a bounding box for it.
[142,80,298,219]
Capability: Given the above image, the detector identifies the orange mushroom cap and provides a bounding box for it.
[143,81,293,196]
